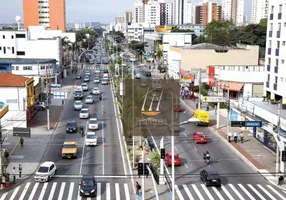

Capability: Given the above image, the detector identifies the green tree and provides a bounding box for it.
[171,26,193,33]
[150,152,160,169]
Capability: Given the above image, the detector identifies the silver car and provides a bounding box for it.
[92,87,100,95]
[74,101,83,110]
[79,108,90,119]
[81,83,88,91]
[85,95,94,104]
[84,76,90,82]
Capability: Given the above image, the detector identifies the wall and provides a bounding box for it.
[0,87,27,111]
[168,48,181,79]
[23,0,39,29]
[49,0,66,31]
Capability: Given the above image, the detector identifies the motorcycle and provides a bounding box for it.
[79,127,84,136]
[204,154,210,164]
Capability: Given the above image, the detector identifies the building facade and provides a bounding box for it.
[195,2,222,25]
[23,0,66,31]
[183,1,193,24]
[160,3,166,26]
[165,3,173,25]
[134,1,145,23]
[173,0,186,25]
[144,1,160,26]
[222,0,244,24]
[222,0,232,21]
[115,16,125,25]
[126,23,144,42]
[251,0,269,24]
[264,0,286,104]
[125,11,133,23]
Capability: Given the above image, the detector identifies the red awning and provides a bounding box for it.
[180,69,194,79]
[220,81,244,91]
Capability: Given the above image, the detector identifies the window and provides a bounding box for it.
[283,41,286,46]
[276,59,279,66]
[282,60,285,64]
[12,47,14,54]
[281,77,284,82]
[278,23,281,31]
[11,66,14,70]
[270,23,273,30]
[40,66,45,70]
[268,58,271,65]
[279,4,282,13]
[16,66,19,70]
[2,35,5,39]
[23,66,32,70]
[16,51,25,56]
[277,41,280,49]
[15,34,25,38]
[271,5,274,13]
[267,74,270,81]
[275,76,278,84]
[3,47,6,54]
[11,35,14,39]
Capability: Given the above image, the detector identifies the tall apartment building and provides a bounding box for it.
[115,16,125,25]
[166,3,173,25]
[160,3,166,26]
[264,0,286,103]
[173,0,185,25]
[183,1,193,24]
[144,1,160,26]
[134,0,145,23]
[125,11,133,23]
[195,2,222,25]
[23,0,66,31]
[222,0,232,21]
[222,0,244,24]
[251,0,269,24]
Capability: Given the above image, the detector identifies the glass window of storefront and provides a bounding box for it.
[267,133,277,150]
[256,127,264,142]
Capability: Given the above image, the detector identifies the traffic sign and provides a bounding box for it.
[202,96,225,103]
[231,121,262,127]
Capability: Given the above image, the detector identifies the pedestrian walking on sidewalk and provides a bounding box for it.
[20,137,24,148]
[19,164,22,178]
[1,175,6,188]
[234,132,238,143]
[4,150,9,161]
[135,181,141,196]
[239,132,244,143]
[12,167,16,184]
[228,132,232,143]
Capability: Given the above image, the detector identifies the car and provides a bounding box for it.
[84,76,90,82]
[81,83,89,91]
[92,87,100,95]
[94,77,100,84]
[135,73,141,79]
[35,101,46,111]
[200,169,221,187]
[76,75,81,79]
[88,118,99,130]
[101,78,108,85]
[85,71,91,76]
[165,152,181,166]
[103,69,108,73]
[193,132,208,144]
[74,101,83,110]
[34,161,57,182]
[85,95,94,104]
[85,132,98,146]
[173,104,182,112]
[79,108,90,119]
[95,70,100,74]
[145,71,151,77]
[62,141,78,158]
[66,120,77,133]
[74,91,84,100]
[79,175,97,197]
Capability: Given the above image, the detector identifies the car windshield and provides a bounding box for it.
[38,166,49,173]
[82,84,87,86]
[81,179,94,187]
[169,155,179,160]
[90,119,97,124]
[199,135,205,138]
[86,96,92,99]
[81,110,88,113]
[87,134,97,139]
[67,122,75,126]
[208,174,219,179]
[63,144,77,148]
[75,102,82,105]
[95,77,99,79]
[94,88,99,90]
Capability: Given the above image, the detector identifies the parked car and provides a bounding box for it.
[193,132,208,144]
[88,118,99,130]
[79,175,97,197]
[200,169,221,187]
[165,152,181,166]
[145,71,151,77]
[34,161,57,182]
[76,75,81,79]
[85,95,94,104]
[85,132,98,146]
[62,141,78,159]
[79,108,90,119]
[135,73,141,79]
[66,120,77,133]
[73,101,83,110]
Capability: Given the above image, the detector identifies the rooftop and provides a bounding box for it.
[0,72,29,87]
[0,58,57,64]
[251,101,286,120]
[178,43,243,50]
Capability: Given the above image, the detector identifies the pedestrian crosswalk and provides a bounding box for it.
[84,66,109,70]
[0,181,132,200]
[134,66,152,72]
[174,183,286,200]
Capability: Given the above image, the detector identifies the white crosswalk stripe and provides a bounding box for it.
[18,182,30,200]
[115,183,120,200]
[9,186,20,200]
[267,185,286,200]
[106,183,111,200]
[28,182,38,200]
[257,184,276,200]
[238,184,256,200]
[201,184,215,200]
[192,184,204,200]
[229,184,245,200]
[67,182,74,200]
[38,182,48,200]
[248,184,267,200]
[124,183,130,200]
[48,182,57,200]
[174,185,184,200]
[183,184,195,200]
[97,183,101,200]
[212,186,225,200]
[57,182,66,200]
[221,185,235,200]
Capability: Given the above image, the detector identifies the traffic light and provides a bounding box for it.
[282,151,286,162]
[137,163,149,177]
[115,64,119,77]
[161,149,165,159]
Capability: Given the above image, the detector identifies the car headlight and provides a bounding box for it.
[62,154,65,156]
[91,189,95,193]
[80,189,84,193]
[66,128,69,130]
[73,128,76,130]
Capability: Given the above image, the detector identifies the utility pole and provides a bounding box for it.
[171,92,175,200]
[132,60,135,169]
[226,82,230,137]
[0,119,2,175]
[46,68,50,130]
[198,69,202,110]
[276,100,282,179]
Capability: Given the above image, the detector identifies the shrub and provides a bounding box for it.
[150,152,160,169]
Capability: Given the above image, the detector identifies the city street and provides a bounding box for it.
[0,64,132,200]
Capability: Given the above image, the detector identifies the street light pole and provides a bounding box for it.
[171,92,175,200]
[198,69,202,110]
[276,101,282,179]
[132,60,135,169]
[46,68,50,130]
[226,82,230,137]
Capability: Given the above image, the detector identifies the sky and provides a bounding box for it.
[0,0,251,24]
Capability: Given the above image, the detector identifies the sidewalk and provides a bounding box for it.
[182,99,286,190]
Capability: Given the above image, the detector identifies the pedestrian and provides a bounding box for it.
[12,167,16,184]
[234,132,238,143]
[279,174,284,185]
[206,104,209,111]
[20,137,24,148]
[62,99,64,106]
[135,181,141,196]
[1,175,6,188]
[227,131,232,143]
[4,150,9,161]
[196,101,198,109]
[19,164,22,178]
[239,132,244,143]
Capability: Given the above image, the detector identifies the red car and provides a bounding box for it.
[173,104,182,112]
[165,152,181,166]
[193,132,208,144]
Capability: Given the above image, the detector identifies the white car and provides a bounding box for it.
[88,118,99,130]
[85,95,94,104]
[34,161,57,182]
[92,87,100,95]
[85,132,98,146]
[101,78,108,85]
[94,77,100,84]
[79,108,90,119]
[135,73,141,79]
[74,101,83,110]
[85,71,91,76]
[81,83,88,91]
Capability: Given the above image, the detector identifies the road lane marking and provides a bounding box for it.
[192,184,204,200]
[201,184,215,200]
[67,182,74,200]
[174,146,178,151]
[48,182,57,200]
[96,183,101,200]
[238,184,255,200]
[184,163,188,168]
[124,183,131,200]
[194,146,197,151]
[115,183,120,200]
[257,184,276,200]
[183,133,187,137]
[58,182,66,200]
[183,184,194,200]
[174,185,184,200]
[229,184,245,200]
[247,184,266,200]
[79,122,88,175]
[9,185,20,200]
[19,182,30,200]
[28,182,39,200]
[106,183,111,200]
[102,119,105,175]
[221,185,235,200]
[54,175,128,178]
[39,182,48,200]
[0,192,8,200]
[267,185,286,200]
[77,185,82,200]
[212,187,225,200]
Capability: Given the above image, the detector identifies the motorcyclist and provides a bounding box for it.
[203,151,210,160]
[79,127,84,136]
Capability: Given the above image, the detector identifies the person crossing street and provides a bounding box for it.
[20,137,24,148]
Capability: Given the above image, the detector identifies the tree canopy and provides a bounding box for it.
[171,26,193,33]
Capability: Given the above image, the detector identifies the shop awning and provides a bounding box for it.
[220,81,244,91]
[180,69,194,79]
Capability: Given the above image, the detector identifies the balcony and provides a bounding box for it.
[274,83,277,91]
[276,48,279,56]
[274,66,278,73]
[268,48,271,55]
[277,31,281,38]
[270,13,274,20]
[266,81,269,88]
[269,31,273,37]
[278,13,282,19]
[267,65,270,71]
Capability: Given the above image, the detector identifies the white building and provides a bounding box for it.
[251,0,269,24]
[235,0,245,24]
[264,0,286,103]
[183,1,193,24]
[144,1,160,26]
[115,16,125,25]
[222,0,244,25]
[165,3,173,25]
[74,23,86,31]
[126,23,145,42]
[173,0,187,25]
[134,0,145,23]
[222,0,232,21]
